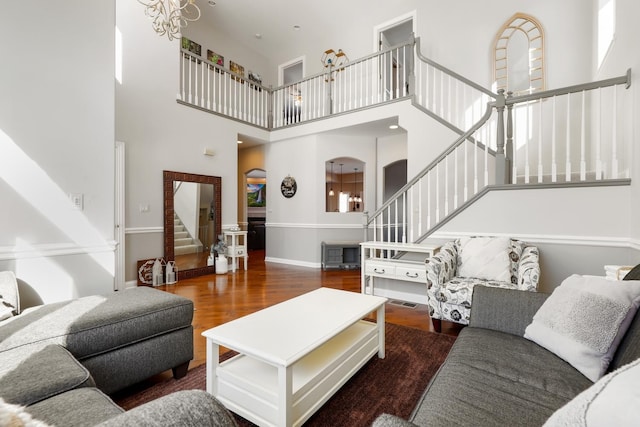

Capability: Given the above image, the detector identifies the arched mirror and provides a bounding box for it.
[163,171,221,279]
[494,13,545,95]
[326,157,365,213]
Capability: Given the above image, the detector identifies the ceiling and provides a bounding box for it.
[195,0,413,63]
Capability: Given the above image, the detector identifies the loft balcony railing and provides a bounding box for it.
[177,39,632,245]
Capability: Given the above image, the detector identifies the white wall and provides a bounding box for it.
[0,0,116,300]
[594,0,640,250]
[184,18,276,87]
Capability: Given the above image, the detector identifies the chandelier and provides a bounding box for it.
[138,0,201,41]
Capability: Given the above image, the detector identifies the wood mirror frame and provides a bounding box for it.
[163,170,222,280]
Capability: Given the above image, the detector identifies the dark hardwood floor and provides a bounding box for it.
[157,249,462,370]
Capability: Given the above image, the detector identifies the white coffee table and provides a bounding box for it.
[202,287,387,427]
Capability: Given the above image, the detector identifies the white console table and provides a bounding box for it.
[223,230,248,272]
[360,241,445,304]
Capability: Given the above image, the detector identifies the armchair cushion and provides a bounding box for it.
[458,237,512,282]
[525,274,640,381]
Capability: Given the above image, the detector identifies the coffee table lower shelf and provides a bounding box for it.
[213,320,380,427]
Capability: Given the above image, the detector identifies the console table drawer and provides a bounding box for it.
[227,246,247,256]
[365,263,395,277]
[395,265,426,283]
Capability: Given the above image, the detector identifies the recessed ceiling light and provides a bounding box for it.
[389,124,399,130]
[293,25,301,30]
[255,33,262,39]
[208,1,216,6]
[237,140,243,144]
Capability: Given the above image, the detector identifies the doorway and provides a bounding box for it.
[246,169,266,251]
[279,57,304,124]
[374,12,415,100]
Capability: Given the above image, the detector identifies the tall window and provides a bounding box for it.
[598,0,615,68]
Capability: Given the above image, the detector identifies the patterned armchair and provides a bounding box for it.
[425,237,540,332]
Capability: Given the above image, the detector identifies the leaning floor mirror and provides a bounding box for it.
[163,171,222,280]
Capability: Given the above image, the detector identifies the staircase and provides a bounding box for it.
[174,214,202,255]
[177,36,633,249]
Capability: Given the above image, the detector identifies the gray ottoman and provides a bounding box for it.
[0,287,194,393]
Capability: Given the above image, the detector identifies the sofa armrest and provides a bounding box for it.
[425,241,458,300]
[97,390,237,427]
[517,246,540,291]
[372,413,419,427]
[468,286,549,336]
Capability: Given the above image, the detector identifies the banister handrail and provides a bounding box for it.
[506,69,631,105]
[270,40,416,93]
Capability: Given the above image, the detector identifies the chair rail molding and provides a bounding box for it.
[0,241,117,261]
[430,231,638,249]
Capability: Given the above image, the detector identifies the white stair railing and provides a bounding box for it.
[506,70,632,184]
[365,105,498,244]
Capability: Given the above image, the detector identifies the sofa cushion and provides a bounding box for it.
[0,271,19,317]
[543,357,640,427]
[524,274,640,381]
[0,287,193,359]
[27,388,123,426]
[0,344,93,406]
[411,327,592,427]
[457,237,512,282]
[97,390,239,427]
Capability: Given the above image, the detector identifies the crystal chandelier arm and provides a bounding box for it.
[138,0,201,41]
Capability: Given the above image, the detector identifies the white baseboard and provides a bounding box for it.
[264,256,321,269]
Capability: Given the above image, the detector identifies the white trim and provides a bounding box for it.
[0,241,117,261]
[265,256,320,269]
[373,10,417,52]
[266,222,363,229]
[124,280,139,289]
[115,141,125,291]
[125,226,163,234]
[430,231,639,249]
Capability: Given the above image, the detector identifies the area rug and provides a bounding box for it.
[114,323,456,426]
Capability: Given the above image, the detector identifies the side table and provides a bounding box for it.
[223,230,248,272]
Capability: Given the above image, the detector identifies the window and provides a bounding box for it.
[598,0,615,68]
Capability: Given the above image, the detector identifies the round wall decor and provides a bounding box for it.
[280,175,297,198]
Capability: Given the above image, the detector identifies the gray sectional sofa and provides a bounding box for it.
[373,283,640,427]
[0,272,237,426]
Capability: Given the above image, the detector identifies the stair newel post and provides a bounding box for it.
[362,211,369,242]
[494,89,508,185]
[505,91,514,184]
[267,85,274,129]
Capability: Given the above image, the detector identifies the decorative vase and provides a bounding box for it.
[216,255,228,274]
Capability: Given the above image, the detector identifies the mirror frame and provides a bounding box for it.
[493,13,545,95]
[163,170,222,280]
